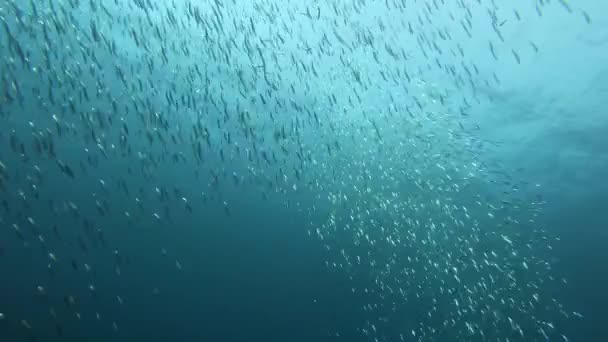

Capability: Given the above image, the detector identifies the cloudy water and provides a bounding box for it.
[0,0,606,341]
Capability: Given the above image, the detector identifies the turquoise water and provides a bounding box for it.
[0,0,606,341]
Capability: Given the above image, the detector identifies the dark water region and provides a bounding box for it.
[548,194,608,342]
[1,192,606,342]
[1,0,607,341]
[0,197,372,342]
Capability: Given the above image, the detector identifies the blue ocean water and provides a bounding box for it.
[0,0,606,341]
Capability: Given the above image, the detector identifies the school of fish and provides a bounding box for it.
[0,0,591,341]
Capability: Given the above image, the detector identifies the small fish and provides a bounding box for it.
[56,160,75,179]
[512,49,521,64]
[530,41,539,53]
[582,11,591,24]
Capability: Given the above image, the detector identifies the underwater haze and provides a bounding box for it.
[0,0,607,341]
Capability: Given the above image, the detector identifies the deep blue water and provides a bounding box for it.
[1,192,606,341]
